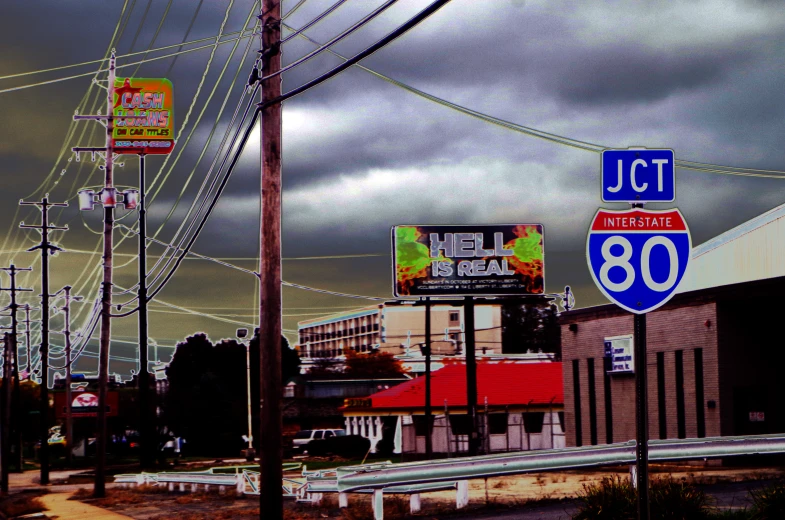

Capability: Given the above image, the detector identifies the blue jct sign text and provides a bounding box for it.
[602,149,675,203]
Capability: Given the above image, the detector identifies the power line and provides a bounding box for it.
[0,28,255,83]
[260,0,400,82]
[117,2,459,306]
[0,32,257,96]
[284,22,785,180]
[164,0,205,76]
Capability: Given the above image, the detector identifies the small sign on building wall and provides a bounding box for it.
[749,412,765,422]
[604,335,634,374]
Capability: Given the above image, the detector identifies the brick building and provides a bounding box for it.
[560,275,785,447]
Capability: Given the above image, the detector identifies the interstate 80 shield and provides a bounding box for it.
[586,208,691,314]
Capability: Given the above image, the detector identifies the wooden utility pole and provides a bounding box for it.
[22,305,35,376]
[259,0,283,517]
[1,334,11,493]
[0,266,32,474]
[20,198,67,485]
[95,52,116,498]
[71,50,116,497]
[54,286,82,465]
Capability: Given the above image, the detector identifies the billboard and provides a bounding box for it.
[54,391,119,418]
[391,224,544,297]
[112,78,174,155]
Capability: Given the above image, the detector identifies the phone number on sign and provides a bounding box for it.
[114,141,171,148]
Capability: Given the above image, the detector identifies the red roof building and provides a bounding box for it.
[342,361,565,456]
[369,362,563,411]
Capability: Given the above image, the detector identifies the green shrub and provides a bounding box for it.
[750,480,785,520]
[651,477,711,520]
[573,475,636,520]
[573,475,713,520]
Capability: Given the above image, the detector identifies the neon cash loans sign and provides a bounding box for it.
[392,225,544,297]
[112,77,175,155]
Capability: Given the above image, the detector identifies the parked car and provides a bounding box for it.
[292,429,345,454]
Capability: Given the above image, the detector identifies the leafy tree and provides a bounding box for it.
[343,348,407,378]
[164,332,300,456]
[306,356,342,377]
[501,302,561,358]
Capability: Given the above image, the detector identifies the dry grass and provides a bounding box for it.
[492,478,508,489]
[0,492,46,517]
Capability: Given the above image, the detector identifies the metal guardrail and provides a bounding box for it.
[114,465,303,497]
[330,433,785,492]
[115,435,785,519]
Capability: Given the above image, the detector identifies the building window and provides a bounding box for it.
[413,416,434,436]
[449,415,472,435]
[675,350,686,439]
[523,412,545,434]
[657,352,667,440]
[373,323,379,331]
[587,358,597,445]
[572,360,582,447]
[449,311,459,323]
[695,348,705,438]
[488,413,508,435]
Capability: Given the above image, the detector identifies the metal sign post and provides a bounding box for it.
[587,147,690,520]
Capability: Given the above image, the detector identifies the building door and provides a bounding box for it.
[733,385,769,436]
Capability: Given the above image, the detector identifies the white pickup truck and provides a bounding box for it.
[292,429,346,454]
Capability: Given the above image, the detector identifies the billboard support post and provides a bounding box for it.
[424,297,433,459]
[464,296,479,456]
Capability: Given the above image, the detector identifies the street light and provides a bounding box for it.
[237,328,254,462]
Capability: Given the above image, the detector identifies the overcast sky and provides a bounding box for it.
[1,0,783,379]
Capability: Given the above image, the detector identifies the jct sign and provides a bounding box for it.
[392,224,544,297]
[602,149,674,203]
[586,208,691,314]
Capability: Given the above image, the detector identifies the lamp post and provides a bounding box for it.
[237,328,254,462]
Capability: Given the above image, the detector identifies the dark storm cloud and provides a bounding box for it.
[543,43,756,106]
[2,0,785,367]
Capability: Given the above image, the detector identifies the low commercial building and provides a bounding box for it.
[561,275,785,447]
[342,361,564,455]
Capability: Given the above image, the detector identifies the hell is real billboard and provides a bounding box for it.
[112,77,174,155]
[391,224,544,297]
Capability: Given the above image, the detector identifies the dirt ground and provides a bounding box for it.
[67,464,785,520]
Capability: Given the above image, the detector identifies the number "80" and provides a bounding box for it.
[600,236,679,293]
